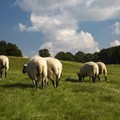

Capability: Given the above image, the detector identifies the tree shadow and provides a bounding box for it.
[0,83,34,89]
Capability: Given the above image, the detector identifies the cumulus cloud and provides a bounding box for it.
[18,23,27,32]
[111,40,120,47]
[40,30,99,56]
[112,22,120,34]
[15,0,120,55]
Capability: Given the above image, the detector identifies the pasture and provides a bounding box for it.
[0,56,120,120]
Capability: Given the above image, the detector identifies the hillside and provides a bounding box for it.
[0,57,120,120]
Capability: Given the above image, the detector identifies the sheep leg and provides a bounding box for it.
[41,80,44,89]
[45,78,49,86]
[49,78,55,88]
[0,70,3,78]
[105,76,107,81]
[56,75,60,88]
[41,76,47,89]
[56,80,58,88]
[35,80,38,90]
[91,76,95,83]
[97,75,100,81]
[5,70,7,78]
[103,70,107,81]
[0,72,2,78]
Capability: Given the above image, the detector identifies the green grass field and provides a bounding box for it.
[0,56,120,120]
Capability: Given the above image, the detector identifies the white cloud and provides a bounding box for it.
[111,40,120,47]
[16,0,120,55]
[16,0,120,21]
[112,22,120,34]
[40,30,99,56]
[18,23,27,32]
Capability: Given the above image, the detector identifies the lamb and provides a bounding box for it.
[22,56,47,90]
[96,62,107,81]
[0,55,9,78]
[77,61,99,83]
[44,57,62,88]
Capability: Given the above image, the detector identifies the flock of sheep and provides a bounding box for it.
[0,55,107,90]
[77,61,107,82]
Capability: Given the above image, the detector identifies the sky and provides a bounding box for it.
[0,0,120,57]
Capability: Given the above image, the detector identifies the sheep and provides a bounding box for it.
[44,57,62,88]
[22,56,47,90]
[77,61,99,83]
[0,55,9,78]
[96,62,107,81]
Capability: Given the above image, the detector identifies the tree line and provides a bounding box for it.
[1,40,120,64]
[39,46,120,64]
[0,40,22,57]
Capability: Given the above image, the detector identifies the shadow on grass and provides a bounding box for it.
[0,83,34,89]
[65,77,91,83]
[65,77,80,82]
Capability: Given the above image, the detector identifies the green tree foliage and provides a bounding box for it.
[55,51,75,61]
[55,46,120,64]
[0,41,7,55]
[0,40,22,56]
[84,53,95,62]
[74,51,85,62]
[93,52,99,62]
[65,52,75,61]
[98,46,120,64]
[55,51,65,60]
[38,49,50,57]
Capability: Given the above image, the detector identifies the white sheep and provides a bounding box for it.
[96,62,107,81]
[22,56,47,90]
[0,55,9,78]
[44,57,62,88]
[77,61,99,83]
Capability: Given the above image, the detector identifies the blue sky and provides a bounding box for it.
[0,0,120,57]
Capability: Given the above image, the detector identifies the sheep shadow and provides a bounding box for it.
[65,77,91,83]
[65,77,80,82]
[0,83,34,89]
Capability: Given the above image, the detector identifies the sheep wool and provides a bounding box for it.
[96,62,107,81]
[0,55,9,78]
[77,61,99,83]
[23,56,47,90]
[44,57,63,88]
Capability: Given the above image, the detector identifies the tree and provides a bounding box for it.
[6,43,22,56]
[55,51,75,61]
[98,46,120,64]
[93,52,99,62]
[0,40,22,56]
[98,48,112,64]
[84,53,94,62]
[0,41,7,55]
[74,51,85,62]
[55,51,66,60]
[38,49,50,57]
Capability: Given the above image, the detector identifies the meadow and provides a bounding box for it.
[0,56,120,120]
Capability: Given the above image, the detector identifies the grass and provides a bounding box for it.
[0,57,120,120]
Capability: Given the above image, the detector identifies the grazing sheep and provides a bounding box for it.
[44,57,62,88]
[77,61,99,83]
[22,56,47,90]
[0,55,9,78]
[96,62,107,81]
